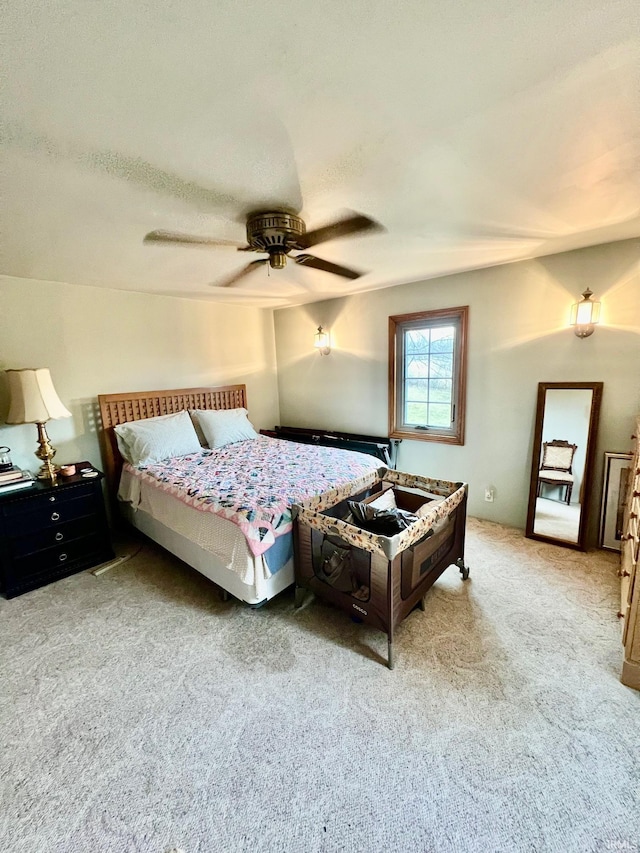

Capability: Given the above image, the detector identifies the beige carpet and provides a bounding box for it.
[1,518,638,853]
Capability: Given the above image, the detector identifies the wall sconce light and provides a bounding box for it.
[570,288,601,338]
[5,368,72,481]
[314,326,331,355]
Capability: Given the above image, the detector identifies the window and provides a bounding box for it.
[388,306,468,445]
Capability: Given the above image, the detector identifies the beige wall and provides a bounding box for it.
[0,276,279,474]
[2,238,638,544]
[274,238,640,541]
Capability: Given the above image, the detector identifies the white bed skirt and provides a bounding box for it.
[120,502,294,605]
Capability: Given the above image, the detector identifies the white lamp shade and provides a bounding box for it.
[6,369,72,424]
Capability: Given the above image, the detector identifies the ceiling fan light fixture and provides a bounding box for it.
[269,251,287,269]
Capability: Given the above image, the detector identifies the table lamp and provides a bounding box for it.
[5,368,72,481]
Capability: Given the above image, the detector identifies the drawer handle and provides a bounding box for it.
[51,511,60,521]
[49,495,56,502]
[59,552,68,563]
[55,532,64,542]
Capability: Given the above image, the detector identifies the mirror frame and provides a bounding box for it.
[525,382,603,550]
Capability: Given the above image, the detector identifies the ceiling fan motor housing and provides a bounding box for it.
[246,211,305,268]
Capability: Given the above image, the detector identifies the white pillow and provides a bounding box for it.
[188,411,209,447]
[417,497,444,517]
[368,488,397,511]
[192,407,258,448]
[114,410,202,466]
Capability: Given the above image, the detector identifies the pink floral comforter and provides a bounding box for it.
[125,436,381,556]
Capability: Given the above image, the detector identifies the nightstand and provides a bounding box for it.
[0,469,114,598]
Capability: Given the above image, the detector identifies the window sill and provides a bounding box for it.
[389,427,464,445]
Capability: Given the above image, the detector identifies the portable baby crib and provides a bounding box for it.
[292,469,469,668]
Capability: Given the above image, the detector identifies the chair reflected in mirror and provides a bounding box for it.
[537,439,578,506]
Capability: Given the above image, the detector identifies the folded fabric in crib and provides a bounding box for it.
[346,500,419,535]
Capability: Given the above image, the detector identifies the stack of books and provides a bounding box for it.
[0,466,36,494]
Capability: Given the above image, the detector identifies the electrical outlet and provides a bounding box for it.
[484,488,494,502]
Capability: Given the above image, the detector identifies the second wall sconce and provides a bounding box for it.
[314,326,331,355]
[570,288,601,338]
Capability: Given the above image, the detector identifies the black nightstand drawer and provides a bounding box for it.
[10,534,104,577]
[4,536,113,598]
[2,492,97,535]
[1,482,96,517]
[9,515,100,558]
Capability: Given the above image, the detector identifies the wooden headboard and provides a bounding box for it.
[98,384,247,501]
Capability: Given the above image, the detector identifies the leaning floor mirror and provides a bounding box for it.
[526,382,603,550]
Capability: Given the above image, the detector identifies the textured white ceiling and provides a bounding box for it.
[3,0,640,307]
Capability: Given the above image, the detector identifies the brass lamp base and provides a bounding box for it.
[35,421,58,482]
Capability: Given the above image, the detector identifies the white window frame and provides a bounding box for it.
[388,306,468,445]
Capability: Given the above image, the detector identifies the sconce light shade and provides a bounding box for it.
[5,368,71,481]
[570,288,601,338]
[314,326,331,355]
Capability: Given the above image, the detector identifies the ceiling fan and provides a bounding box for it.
[144,210,383,287]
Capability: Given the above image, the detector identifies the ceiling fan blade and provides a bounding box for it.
[296,213,383,250]
[294,253,364,280]
[144,230,247,248]
[213,259,268,288]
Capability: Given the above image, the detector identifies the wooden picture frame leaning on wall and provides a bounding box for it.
[599,451,633,551]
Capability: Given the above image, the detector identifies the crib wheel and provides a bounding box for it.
[456,558,470,580]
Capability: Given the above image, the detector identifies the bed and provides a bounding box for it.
[98,385,382,605]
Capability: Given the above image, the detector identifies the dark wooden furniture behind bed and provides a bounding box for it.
[98,384,247,505]
[261,425,399,467]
